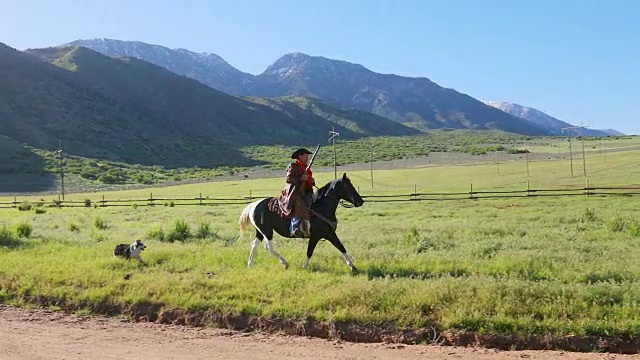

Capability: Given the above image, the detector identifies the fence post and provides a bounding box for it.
[149,192,154,206]
[249,190,252,201]
[585,178,590,197]
[199,192,203,205]
[469,183,474,199]
[12,196,17,208]
[101,195,105,207]
[414,184,417,200]
[526,181,530,197]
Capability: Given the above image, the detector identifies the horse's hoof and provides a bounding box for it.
[350,266,359,275]
[284,263,290,270]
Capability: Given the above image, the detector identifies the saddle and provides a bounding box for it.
[268,197,337,232]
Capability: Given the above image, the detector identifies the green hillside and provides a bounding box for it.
[1,43,419,171]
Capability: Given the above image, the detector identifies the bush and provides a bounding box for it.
[14,222,33,238]
[607,216,626,233]
[34,207,46,214]
[67,222,80,232]
[165,219,191,243]
[0,226,13,240]
[93,216,107,230]
[146,225,165,242]
[403,226,420,246]
[580,208,597,223]
[17,202,32,211]
[196,221,216,239]
[507,147,530,154]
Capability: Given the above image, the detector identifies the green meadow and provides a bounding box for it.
[1,140,640,342]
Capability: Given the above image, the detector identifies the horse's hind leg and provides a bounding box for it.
[247,230,263,268]
[261,229,289,270]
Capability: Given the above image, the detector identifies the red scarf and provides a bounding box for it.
[296,159,313,189]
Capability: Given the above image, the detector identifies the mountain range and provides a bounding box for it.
[66,39,623,137]
[482,101,620,137]
[66,38,551,136]
[0,41,417,169]
[0,37,623,176]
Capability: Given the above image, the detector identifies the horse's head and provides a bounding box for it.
[338,173,364,207]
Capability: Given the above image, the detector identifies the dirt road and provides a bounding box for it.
[0,305,636,360]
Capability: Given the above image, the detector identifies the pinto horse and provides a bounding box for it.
[237,173,364,273]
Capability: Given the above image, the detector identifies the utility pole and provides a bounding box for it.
[579,122,589,177]
[557,139,562,164]
[562,126,579,178]
[57,147,65,201]
[370,150,374,188]
[329,127,340,179]
[525,148,530,177]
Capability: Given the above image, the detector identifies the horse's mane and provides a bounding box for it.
[315,178,341,201]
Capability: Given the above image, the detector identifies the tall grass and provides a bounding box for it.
[1,193,640,337]
[1,145,640,339]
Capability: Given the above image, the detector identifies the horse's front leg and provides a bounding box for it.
[303,237,320,269]
[326,233,357,274]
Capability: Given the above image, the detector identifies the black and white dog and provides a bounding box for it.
[113,239,146,262]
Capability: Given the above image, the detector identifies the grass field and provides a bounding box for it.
[1,142,640,347]
[6,132,637,195]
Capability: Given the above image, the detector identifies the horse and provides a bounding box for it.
[237,173,364,273]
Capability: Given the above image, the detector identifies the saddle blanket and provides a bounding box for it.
[268,197,288,219]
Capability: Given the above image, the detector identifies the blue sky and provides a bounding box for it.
[1,0,638,134]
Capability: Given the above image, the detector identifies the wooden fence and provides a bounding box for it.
[1,183,639,209]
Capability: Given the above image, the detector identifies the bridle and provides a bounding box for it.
[314,183,355,209]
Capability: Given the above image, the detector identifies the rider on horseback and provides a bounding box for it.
[279,147,315,238]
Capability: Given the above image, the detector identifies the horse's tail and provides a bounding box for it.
[236,201,254,242]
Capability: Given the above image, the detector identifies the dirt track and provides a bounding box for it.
[0,306,636,360]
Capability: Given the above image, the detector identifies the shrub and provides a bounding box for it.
[34,207,46,214]
[165,219,191,243]
[146,225,165,242]
[196,221,216,239]
[67,222,80,232]
[14,222,33,238]
[580,208,597,223]
[629,222,640,237]
[403,226,420,246]
[93,216,107,230]
[17,202,32,211]
[507,147,530,154]
[607,216,626,233]
[0,226,13,240]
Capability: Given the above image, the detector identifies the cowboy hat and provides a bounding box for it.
[291,148,313,159]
